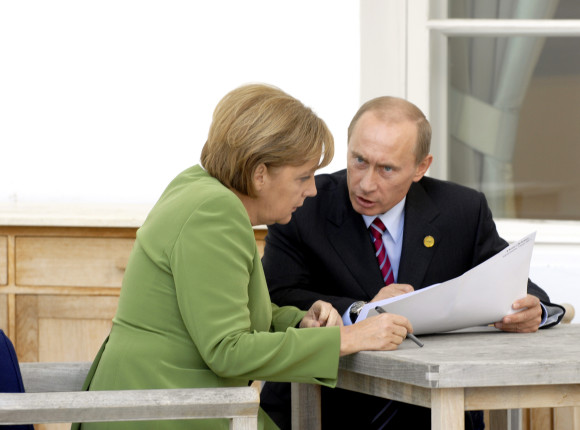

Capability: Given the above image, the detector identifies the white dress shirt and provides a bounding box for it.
[342,198,405,326]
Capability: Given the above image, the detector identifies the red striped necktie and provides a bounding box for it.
[369,217,395,285]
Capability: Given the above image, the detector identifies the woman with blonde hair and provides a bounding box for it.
[75,83,413,430]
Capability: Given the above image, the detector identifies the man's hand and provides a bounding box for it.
[300,300,343,328]
[370,283,414,303]
[494,294,542,333]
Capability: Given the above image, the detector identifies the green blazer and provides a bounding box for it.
[75,165,340,430]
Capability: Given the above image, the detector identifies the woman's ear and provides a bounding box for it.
[253,163,267,192]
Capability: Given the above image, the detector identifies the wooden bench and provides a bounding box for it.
[0,362,259,430]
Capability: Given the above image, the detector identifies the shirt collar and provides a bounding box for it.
[362,197,406,243]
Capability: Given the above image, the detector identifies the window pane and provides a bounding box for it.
[448,0,580,20]
[447,35,580,220]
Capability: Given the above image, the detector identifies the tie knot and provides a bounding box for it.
[370,217,386,239]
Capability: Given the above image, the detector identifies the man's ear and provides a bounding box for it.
[413,154,433,182]
[253,163,267,192]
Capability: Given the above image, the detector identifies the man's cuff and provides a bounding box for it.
[541,303,565,327]
[539,303,548,327]
[342,305,354,326]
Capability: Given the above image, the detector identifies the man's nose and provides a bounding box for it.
[359,169,377,192]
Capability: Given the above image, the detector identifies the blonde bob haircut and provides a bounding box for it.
[201,84,334,197]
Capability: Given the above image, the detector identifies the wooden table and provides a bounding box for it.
[292,324,580,430]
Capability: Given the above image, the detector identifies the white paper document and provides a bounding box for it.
[355,232,536,335]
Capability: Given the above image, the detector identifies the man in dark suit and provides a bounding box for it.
[260,96,564,429]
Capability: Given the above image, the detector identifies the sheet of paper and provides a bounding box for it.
[355,232,536,335]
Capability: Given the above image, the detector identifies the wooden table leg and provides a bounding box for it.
[291,383,321,430]
[431,388,464,430]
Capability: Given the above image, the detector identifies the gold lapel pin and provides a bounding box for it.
[423,235,435,248]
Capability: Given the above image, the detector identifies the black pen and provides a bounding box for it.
[374,306,424,348]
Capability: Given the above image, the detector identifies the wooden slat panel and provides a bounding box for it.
[37,295,118,320]
[18,296,116,430]
[523,408,530,430]
[0,235,6,285]
[15,295,39,362]
[15,295,118,363]
[0,294,7,332]
[39,318,111,362]
[554,406,580,430]
[15,236,134,287]
[15,295,116,363]
[0,226,137,239]
[3,226,132,430]
[530,408,553,430]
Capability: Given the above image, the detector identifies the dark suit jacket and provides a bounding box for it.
[263,169,563,325]
[0,330,34,430]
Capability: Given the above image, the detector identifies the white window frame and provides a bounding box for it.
[360,0,580,312]
[361,0,580,201]
[425,12,580,233]
[426,18,580,179]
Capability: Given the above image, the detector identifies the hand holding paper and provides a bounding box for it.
[494,293,543,333]
[356,232,536,335]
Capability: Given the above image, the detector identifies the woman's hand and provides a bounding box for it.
[300,300,343,328]
[339,313,413,356]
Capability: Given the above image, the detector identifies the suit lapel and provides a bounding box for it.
[399,181,441,289]
[326,176,385,299]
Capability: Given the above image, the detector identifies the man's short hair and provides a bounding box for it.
[347,96,431,163]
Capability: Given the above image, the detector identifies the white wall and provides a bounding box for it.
[0,1,359,205]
